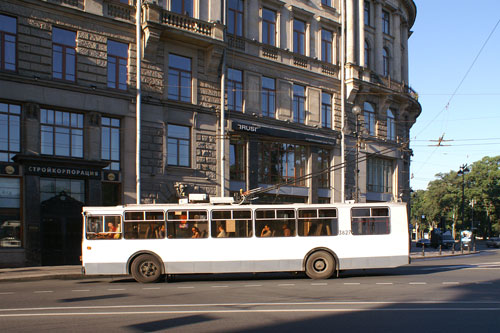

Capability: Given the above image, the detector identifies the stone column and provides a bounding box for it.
[393,12,402,81]
[374,0,383,75]
[358,0,365,67]
[346,0,355,63]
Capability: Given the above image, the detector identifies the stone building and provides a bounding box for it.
[0,0,420,267]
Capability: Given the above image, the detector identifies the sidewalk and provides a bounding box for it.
[0,250,480,282]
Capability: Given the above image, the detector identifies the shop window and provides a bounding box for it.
[40,178,85,203]
[230,139,245,181]
[101,117,121,170]
[0,14,17,71]
[258,142,306,186]
[107,40,128,90]
[317,148,330,188]
[0,177,21,248]
[40,109,83,158]
[0,103,20,162]
[52,27,76,81]
[102,182,121,206]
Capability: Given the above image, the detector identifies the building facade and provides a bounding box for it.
[0,0,420,267]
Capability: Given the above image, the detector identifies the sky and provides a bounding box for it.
[408,0,500,190]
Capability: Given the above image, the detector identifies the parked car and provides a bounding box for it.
[440,233,456,249]
[416,238,431,247]
[486,237,500,248]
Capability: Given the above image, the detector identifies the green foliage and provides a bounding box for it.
[411,156,500,237]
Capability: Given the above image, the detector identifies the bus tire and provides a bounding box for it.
[131,254,163,283]
[305,251,335,280]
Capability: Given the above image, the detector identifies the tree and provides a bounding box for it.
[411,156,500,238]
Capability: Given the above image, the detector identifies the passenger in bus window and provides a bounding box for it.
[191,227,201,238]
[217,225,227,238]
[282,223,292,237]
[157,224,166,238]
[145,223,158,239]
[260,224,272,237]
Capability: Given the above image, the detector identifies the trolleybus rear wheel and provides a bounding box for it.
[305,251,335,279]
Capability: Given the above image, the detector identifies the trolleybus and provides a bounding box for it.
[81,201,410,283]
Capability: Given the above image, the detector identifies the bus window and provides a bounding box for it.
[167,210,208,239]
[124,211,165,239]
[86,215,122,240]
[255,209,295,237]
[211,209,252,238]
[351,207,390,235]
[298,208,338,236]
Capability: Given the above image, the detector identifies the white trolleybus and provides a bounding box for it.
[81,199,410,283]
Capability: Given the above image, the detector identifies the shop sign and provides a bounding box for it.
[25,165,102,179]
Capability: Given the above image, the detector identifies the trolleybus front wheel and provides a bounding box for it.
[305,251,335,279]
[131,254,163,283]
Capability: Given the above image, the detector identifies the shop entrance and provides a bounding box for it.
[40,192,83,265]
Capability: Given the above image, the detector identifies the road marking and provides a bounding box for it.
[278,284,295,287]
[143,287,161,290]
[71,290,90,292]
[409,282,427,285]
[107,288,125,291]
[2,307,500,318]
[34,291,53,293]
[244,284,262,287]
[476,282,493,285]
[177,286,194,289]
[211,285,228,288]
[0,292,14,295]
[343,283,360,285]
[442,282,459,285]
[376,283,393,285]
[311,283,328,286]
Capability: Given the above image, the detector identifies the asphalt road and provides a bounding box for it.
[1,249,499,332]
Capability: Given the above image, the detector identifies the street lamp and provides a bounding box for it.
[457,163,469,228]
[352,105,362,202]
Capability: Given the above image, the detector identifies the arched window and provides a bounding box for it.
[383,47,390,77]
[364,41,371,69]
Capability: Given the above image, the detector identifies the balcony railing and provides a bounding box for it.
[47,0,83,9]
[104,0,132,21]
[161,11,214,37]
